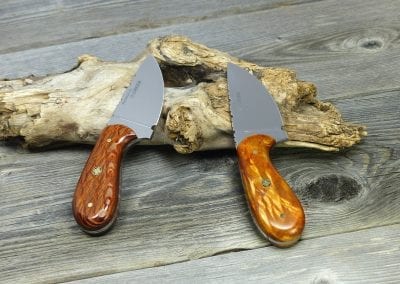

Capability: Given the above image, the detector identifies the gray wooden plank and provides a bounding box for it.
[0,89,398,283]
[1,0,399,282]
[0,0,312,54]
[68,224,400,284]
[0,0,399,102]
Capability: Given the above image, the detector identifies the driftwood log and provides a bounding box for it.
[0,35,366,154]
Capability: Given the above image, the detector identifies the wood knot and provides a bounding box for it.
[302,174,362,203]
[358,37,383,50]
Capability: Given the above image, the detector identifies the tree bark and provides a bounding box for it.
[0,35,366,154]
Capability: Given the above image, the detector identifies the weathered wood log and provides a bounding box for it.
[0,35,366,154]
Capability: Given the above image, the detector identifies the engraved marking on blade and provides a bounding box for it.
[92,166,102,176]
[121,80,142,105]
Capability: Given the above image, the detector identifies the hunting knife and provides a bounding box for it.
[227,63,305,247]
[72,55,164,235]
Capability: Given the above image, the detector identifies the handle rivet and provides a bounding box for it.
[87,202,93,208]
[262,178,271,187]
[106,138,112,143]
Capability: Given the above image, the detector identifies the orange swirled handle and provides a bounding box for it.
[237,134,305,247]
[72,124,137,235]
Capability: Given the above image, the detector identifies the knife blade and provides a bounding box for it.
[72,55,164,235]
[227,63,305,247]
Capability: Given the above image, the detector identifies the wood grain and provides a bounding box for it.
[0,0,399,282]
[73,124,136,234]
[0,0,312,54]
[0,39,366,152]
[1,88,398,282]
[67,224,400,283]
[1,0,399,99]
[237,135,305,247]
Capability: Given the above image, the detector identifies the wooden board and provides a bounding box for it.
[0,0,399,282]
[68,224,400,283]
[0,0,311,54]
[1,0,400,100]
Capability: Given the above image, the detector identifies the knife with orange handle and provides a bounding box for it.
[227,63,305,247]
[72,55,164,235]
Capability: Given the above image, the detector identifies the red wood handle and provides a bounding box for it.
[72,124,137,235]
[237,134,305,247]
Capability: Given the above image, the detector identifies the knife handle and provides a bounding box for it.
[72,124,137,235]
[237,134,305,247]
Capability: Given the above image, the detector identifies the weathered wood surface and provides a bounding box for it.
[0,0,399,283]
[68,224,400,284]
[0,36,366,152]
[0,0,311,54]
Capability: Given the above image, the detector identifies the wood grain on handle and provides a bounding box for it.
[72,124,137,235]
[237,134,305,247]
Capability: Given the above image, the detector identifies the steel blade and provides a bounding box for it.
[108,55,164,138]
[227,63,288,145]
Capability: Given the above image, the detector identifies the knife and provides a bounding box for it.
[227,63,305,247]
[72,55,164,235]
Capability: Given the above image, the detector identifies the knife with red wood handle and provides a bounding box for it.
[227,63,305,247]
[72,55,164,235]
